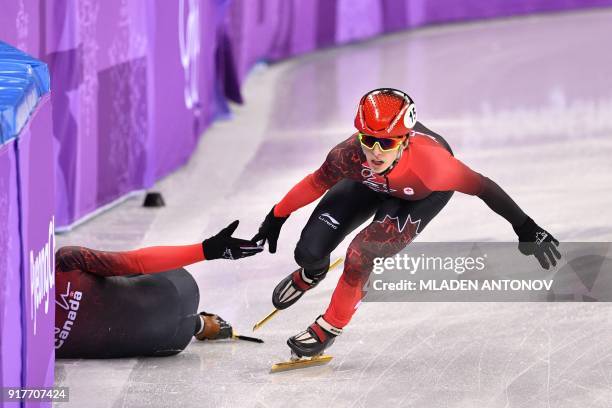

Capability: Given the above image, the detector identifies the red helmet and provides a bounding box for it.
[354,88,417,138]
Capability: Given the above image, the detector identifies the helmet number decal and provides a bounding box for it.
[404,104,417,129]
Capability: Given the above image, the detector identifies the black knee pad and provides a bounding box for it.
[294,242,330,277]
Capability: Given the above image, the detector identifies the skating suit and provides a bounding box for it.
[55,245,202,358]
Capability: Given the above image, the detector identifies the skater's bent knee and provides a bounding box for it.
[294,241,329,266]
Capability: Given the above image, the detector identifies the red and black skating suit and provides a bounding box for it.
[274,122,527,329]
[55,244,204,358]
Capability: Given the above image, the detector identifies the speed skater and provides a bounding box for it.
[252,88,561,358]
[55,220,262,358]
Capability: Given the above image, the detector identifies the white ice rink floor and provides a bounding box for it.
[56,9,612,408]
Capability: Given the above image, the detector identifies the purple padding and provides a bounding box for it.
[0,0,43,57]
[43,1,153,226]
[0,140,22,392]
[96,58,148,203]
[148,5,199,181]
[225,0,612,84]
[17,99,55,407]
[40,0,229,227]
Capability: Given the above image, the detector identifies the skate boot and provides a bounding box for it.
[287,315,342,358]
[272,268,326,310]
[194,311,233,341]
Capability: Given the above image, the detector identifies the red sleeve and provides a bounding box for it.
[274,136,362,217]
[274,174,327,217]
[116,244,206,274]
[56,244,205,277]
[417,148,485,195]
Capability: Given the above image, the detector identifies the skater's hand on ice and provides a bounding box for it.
[202,220,263,260]
[252,206,289,253]
[514,217,561,269]
[196,312,233,340]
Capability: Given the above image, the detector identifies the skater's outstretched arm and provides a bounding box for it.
[254,136,362,252]
[418,149,560,269]
[56,220,262,276]
[476,177,560,269]
[272,174,327,218]
[477,177,526,227]
[274,135,361,217]
[56,244,205,276]
[418,150,527,227]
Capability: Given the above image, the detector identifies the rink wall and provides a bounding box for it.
[0,43,54,406]
[1,0,610,230]
[226,0,612,83]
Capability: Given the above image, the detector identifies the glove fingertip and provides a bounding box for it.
[223,220,240,236]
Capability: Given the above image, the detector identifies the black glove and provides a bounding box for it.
[252,206,288,253]
[195,312,233,341]
[202,220,263,260]
[513,217,561,269]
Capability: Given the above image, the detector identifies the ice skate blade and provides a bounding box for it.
[252,308,279,332]
[270,355,333,373]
